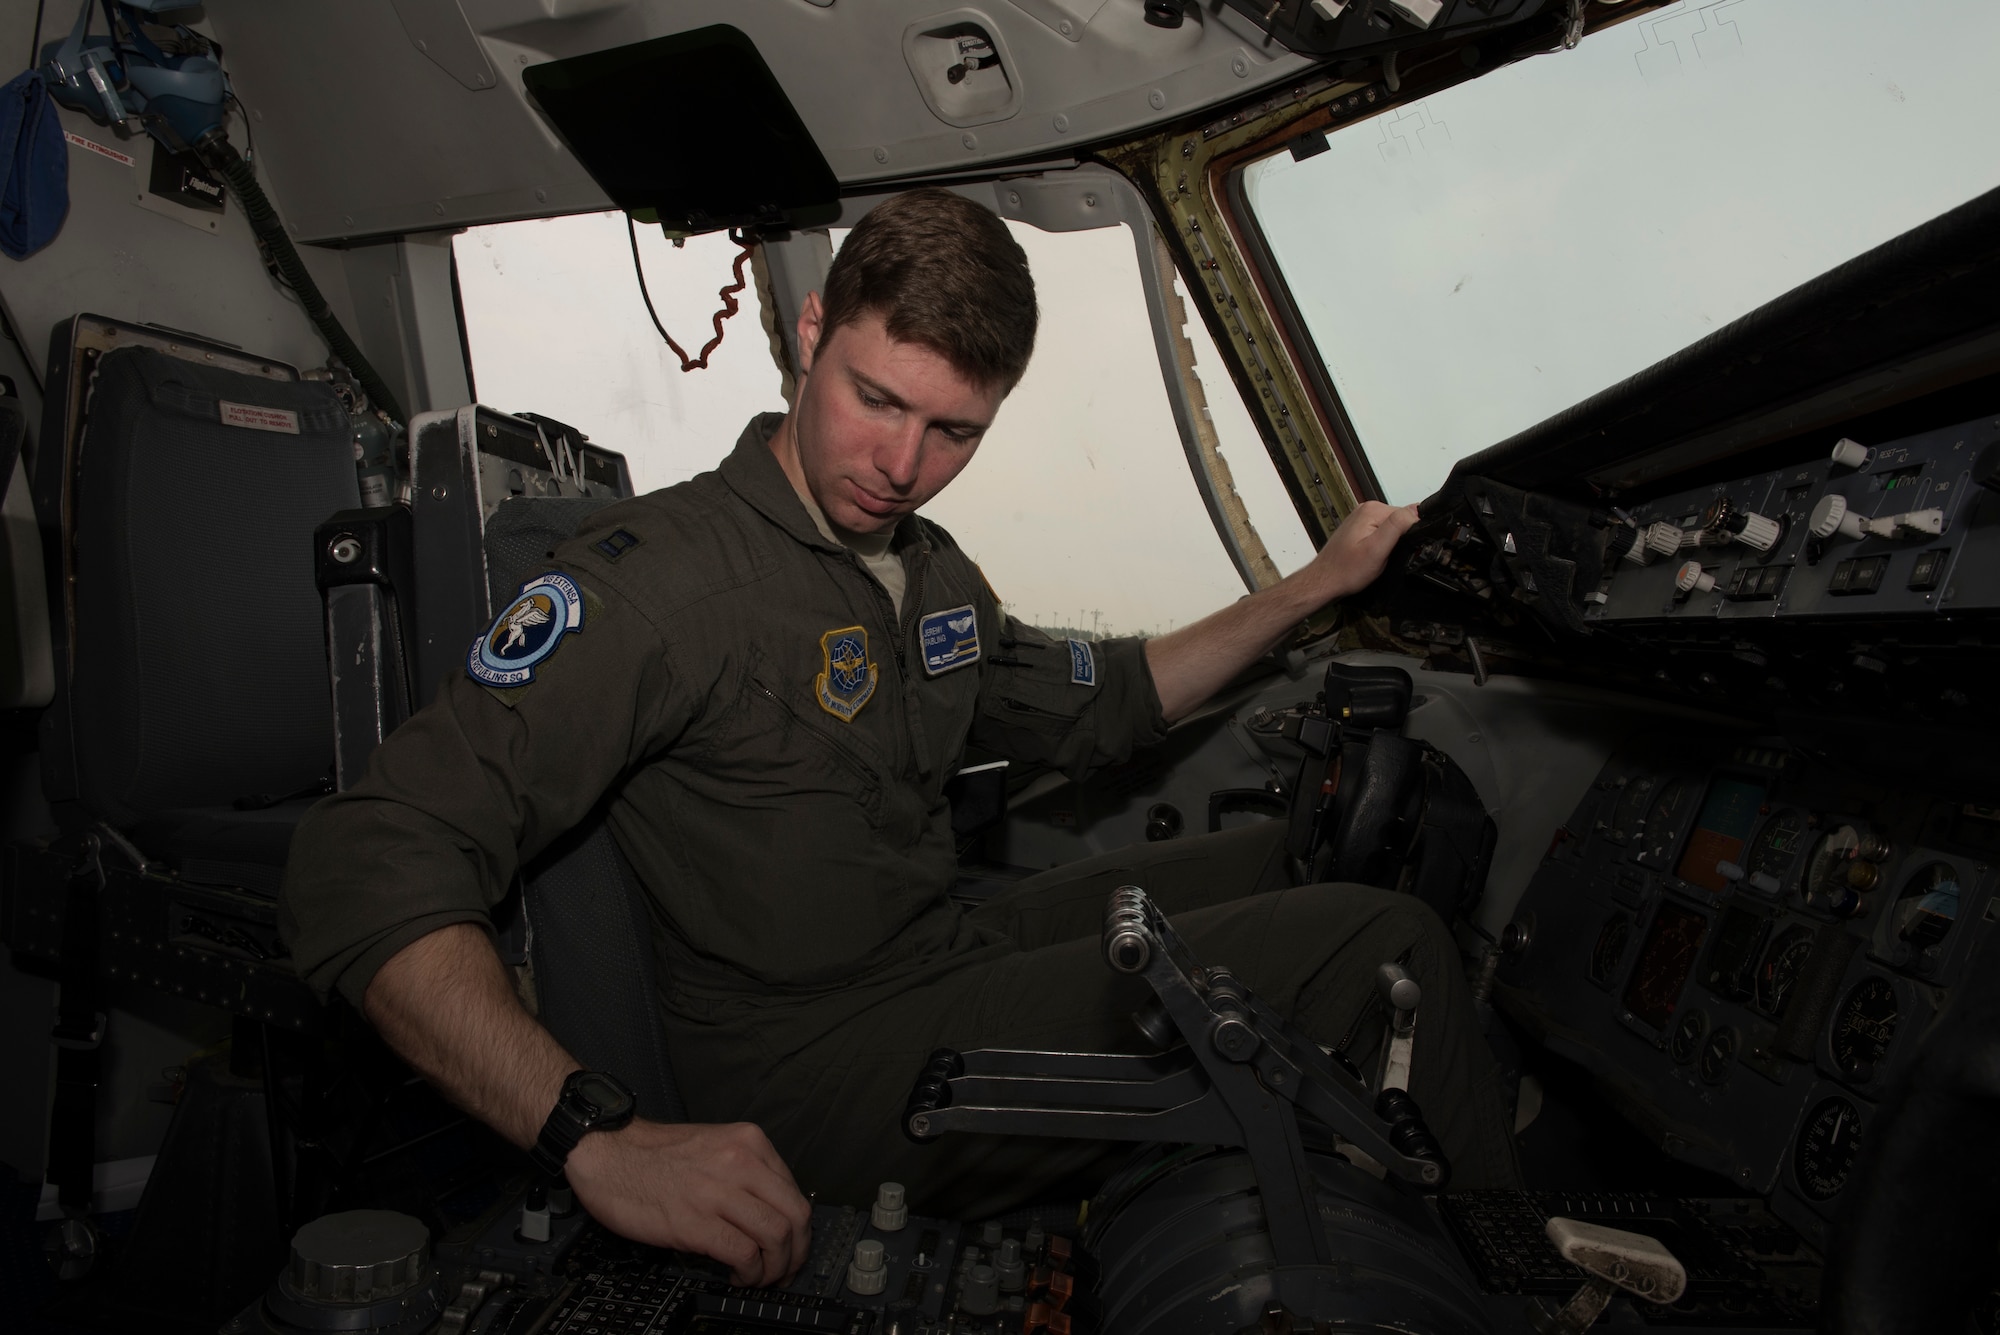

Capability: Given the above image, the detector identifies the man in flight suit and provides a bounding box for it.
[280,189,1518,1291]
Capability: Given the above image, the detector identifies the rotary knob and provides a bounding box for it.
[285,1211,431,1304]
[1702,498,1782,552]
[1829,437,1872,470]
[1675,561,1716,594]
[1810,493,1867,541]
[1622,521,1687,564]
[871,1181,908,1232]
[847,1239,888,1296]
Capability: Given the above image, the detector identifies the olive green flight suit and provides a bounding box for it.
[279,414,1517,1218]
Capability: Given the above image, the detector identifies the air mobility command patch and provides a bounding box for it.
[919,604,980,676]
[468,572,583,687]
[1066,638,1096,687]
[815,626,878,722]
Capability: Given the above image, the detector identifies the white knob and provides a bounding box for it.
[872,1181,908,1232]
[1809,494,1868,542]
[1893,508,1944,537]
[1675,561,1716,594]
[1734,511,1782,552]
[848,1239,888,1295]
[1829,438,1872,470]
[1716,861,1745,882]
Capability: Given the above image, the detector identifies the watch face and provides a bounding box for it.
[573,1072,636,1125]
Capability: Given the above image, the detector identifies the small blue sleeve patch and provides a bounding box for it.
[919,604,981,677]
[467,571,584,687]
[1066,638,1096,687]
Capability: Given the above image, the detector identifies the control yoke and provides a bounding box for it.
[904,886,1447,1270]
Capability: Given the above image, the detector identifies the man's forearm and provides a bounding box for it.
[1144,500,1420,722]
[363,922,579,1149]
[1143,572,1328,722]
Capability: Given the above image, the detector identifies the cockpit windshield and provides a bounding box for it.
[1237,0,2000,505]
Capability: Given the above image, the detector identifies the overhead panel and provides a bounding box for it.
[203,0,1316,243]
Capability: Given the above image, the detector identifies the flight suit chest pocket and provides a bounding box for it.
[723,675,887,830]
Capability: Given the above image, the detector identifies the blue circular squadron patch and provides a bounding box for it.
[467,572,584,687]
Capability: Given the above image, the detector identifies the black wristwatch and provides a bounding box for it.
[529,1070,637,1177]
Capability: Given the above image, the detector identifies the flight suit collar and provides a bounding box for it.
[720,412,924,556]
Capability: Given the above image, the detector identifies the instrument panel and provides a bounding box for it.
[1587,413,2000,624]
[1495,734,1997,1246]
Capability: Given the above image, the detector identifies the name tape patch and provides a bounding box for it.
[919,604,980,677]
[219,401,300,434]
[468,572,584,687]
[1066,638,1096,687]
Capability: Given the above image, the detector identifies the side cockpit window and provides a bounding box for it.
[452,213,787,492]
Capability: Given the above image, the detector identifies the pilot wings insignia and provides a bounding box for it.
[919,603,980,677]
[467,572,584,687]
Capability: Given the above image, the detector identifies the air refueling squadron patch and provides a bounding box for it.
[468,572,584,687]
[919,604,980,677]
[815,626,878,722]
[1066,638,1096,687]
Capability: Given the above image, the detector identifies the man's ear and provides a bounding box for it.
[796,291,826,376]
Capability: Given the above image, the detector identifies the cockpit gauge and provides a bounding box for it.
[1803,824,1878,916]
[1639,779,1690,866]
[1745,808,1810,891]
[1830,977,1900,1083]
[1608,776,1657,845]
[1754,925,1816,1020]
[1795,1095,1863,1202]
[1669,1008,1707,1065]
[1699,1025,1739,1084]
[1892,861,1962,953]
[1589,913,1633,986]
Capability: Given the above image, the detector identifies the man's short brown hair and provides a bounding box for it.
[820,188,1038,392]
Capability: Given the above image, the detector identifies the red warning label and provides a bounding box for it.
[218,401,301,434]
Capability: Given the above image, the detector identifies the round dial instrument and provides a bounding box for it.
[1892,861,1962,952]
[1794,1096,1863,1201]
[1609,777,1657,844]
[1804,826,1866,915]
[1641,779,1690,865]
[1755,925,1816,1019]
[1700,1026,1738,1084]
[1669,1009,1707,1065]
[1590,914,1632,985]
[1831,977,1899,1083]
[1745,809,1810,890]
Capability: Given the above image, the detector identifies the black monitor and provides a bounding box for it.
[523,25,841,234]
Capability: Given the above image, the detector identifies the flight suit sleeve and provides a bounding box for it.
[278,571,689,1010]
[967,606,1168,780]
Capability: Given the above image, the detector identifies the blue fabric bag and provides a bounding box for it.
[0,70,69,260]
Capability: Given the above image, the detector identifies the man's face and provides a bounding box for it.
[784,293,1006,535]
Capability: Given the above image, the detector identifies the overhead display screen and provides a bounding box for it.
[1675,777,1769,893]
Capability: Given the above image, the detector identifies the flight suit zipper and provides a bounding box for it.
[895,545,931,674]
[750,678,885,820]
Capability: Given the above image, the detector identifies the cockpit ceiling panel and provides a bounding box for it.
[204,0,1317,242]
